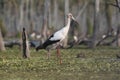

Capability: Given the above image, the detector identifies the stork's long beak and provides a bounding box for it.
[70,17,79,27]
[71,16,75,21]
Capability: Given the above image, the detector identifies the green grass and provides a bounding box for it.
[0,46,120,80]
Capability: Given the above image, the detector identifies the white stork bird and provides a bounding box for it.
[36,13,77,64]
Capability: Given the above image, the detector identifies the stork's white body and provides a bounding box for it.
[49,18,71,42]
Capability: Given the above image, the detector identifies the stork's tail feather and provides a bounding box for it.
[36,45,44,51]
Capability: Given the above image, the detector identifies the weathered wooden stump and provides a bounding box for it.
[22,28,30,58]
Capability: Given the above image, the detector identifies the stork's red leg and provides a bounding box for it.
[57,47,60,58]
[57,46,62,64]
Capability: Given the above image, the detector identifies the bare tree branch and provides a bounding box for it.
[107,0,120,12]
[76,2,89,20]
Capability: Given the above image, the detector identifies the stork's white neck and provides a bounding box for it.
[66,17,71,28]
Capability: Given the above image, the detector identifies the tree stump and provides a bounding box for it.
[22,28,30,58]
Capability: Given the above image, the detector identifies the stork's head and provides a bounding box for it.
[67,13,75,20]
[67,13,79,28]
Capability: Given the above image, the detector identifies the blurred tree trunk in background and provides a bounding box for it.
[0,0,4,17]
[41,0,50,42]
[117,26,120,47]
[29,0,34,33]
[0,0,4,18]
[12,0,18,37]
[0,29,5,51]
[89,0,100,48]
[105,0,112,35]
[29,0,36,34]
[41,0,49,43]
[63,0,69,47]
[53,0,58,28]
[0,0,6,49]
[116,0,120,47]
[48,0,51,28]
[4,1,12,37]
[18,0,24,32]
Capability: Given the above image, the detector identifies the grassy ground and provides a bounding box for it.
[0,46,120,80]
